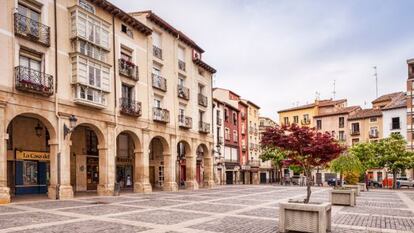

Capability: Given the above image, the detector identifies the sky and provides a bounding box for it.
[115,0,414,122]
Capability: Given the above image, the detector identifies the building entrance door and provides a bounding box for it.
[260,172,267,184]
[226,171,233,184]
[86,157,99,191]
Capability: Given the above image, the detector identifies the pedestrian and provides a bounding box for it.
[126,175,132,187]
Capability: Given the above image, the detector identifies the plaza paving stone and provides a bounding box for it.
[0,185,413,232]
[112,209,210,225]
[12,220,150,233]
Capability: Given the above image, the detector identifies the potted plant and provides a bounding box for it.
[262,124,343,233]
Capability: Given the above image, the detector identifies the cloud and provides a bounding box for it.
[114,0,414,121]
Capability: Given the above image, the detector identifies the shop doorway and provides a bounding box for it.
[148,136,169,189]
[6,115,54,198]
[177,141,190,189]
[116,133,135,191]
[226,171,233,184]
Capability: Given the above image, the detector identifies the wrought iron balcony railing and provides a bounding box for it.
[199,121,210,134]
[177,85,190,100]
[198,93,208,107]
[350,131,360,136]
[153,107,169,123]
[14,13,50,47]
[15,66,53,96]
[248,159,260,168]
[178,60,186,71]
[118,59,138,81]
[178,115,192,129]
[152,73,167,92]
[120,98,142,117]
[153,45,162,59]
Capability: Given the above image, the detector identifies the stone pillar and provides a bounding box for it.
[59,137,74,199]
[203,156,214,188]
[163,135,178,191]
[0,102,10,204]
[134,145,152,193]
[252,171,259,185]
[47,140,58,199]
[97,125,116,196]
[185,139,198,190]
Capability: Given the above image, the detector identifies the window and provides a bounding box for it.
[154,97,162,108]
[391,117,400,130]
[316,120,322,130]
[370,117,377,122]
[339,117,344,128]
[77,40,106,62]
[178,75,185,87]
[352,138,359,145]
[198,84,205,94]
[293,116,299,124]
[85,128,98,155]
[233,130,238,142]
[225,128,230,140]
[351,123,360,134]
[17,4,41,37]
[370,127,378,136]
[224,109,229,122]
[199,110,205,122]
[71,10,109,48]
[79,0,95,14]
[331,131,335,137]
[338,131,345,141]
[121,84,133,100]
[283,117,289,125]
[303,114,310,122]
[233,112,237,125]
[178,46,185,62]
[121,24,133,38]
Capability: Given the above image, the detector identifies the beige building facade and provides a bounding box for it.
[0,0,216,204]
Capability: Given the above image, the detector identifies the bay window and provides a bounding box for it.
[71,9,110,49]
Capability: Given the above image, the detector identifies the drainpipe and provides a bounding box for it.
[53,0,61,200]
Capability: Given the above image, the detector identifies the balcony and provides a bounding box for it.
[153,107,169,123]
[217,116,222,126]
[248,159,260,168]
[199,121,210,134]
[198,93,208,107]
[350,131,360,136]
[177,85,190,100]
[152,74,167,92]
[14,13,50,47]
[118,59,138,81]
[178,115,192,129]
[15,66,53,96]
[369,130,379,139]
[153,45,162,59]
[301,119,311,125]
[119,98,142,117]
[178,60,186,72]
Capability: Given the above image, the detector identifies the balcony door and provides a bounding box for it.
[19,54,41,83]
[121,84,133,102]
[18,4,40,36]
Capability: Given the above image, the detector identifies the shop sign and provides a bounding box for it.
[117,157,133,164]
[16,150,50,161]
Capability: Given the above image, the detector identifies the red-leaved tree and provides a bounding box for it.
[261,124,344,203]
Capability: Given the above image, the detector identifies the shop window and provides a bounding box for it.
[23,161,38,185]
[85,128,98,155]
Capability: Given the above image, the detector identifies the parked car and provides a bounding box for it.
[369,180,382,188]
[327,178,342,186]
[396,177,414,188]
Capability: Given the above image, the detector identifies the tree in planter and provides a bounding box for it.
[261,124,344,203]
[375,133,414,189]
[260,147,286,185]
[330,154,363,187]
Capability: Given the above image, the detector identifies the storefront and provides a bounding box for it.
[86,156,99,191]
[116,157,134,189]
[13,150,50,195]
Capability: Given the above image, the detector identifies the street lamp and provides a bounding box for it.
[63,115,78,139]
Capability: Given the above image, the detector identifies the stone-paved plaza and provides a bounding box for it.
[0,185,414,233]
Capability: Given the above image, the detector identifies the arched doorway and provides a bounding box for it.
[196,143,214,188]
[148,136,169,190]
[177,140,191,189]
[6,114,56,198]
[116,132,137,192]
[69,124,104,193]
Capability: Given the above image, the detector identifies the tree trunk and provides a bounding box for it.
[304,170,312,203]
[392,171,397,189]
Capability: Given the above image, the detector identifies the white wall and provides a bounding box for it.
[382,108,406,139]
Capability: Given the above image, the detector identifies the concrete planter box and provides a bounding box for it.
[330,189,356,206]
[279,201,331,233]
[357,183,367,192]
[343,184,360,196]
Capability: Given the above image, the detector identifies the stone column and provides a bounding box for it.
[0,102,10,204]
[203,156,215,188]
[163,135,178,191]
[59,137,74,199]
[47,140,58,199]
[134,146,152,193]
[97,125,116,196]
[185,154,198,190]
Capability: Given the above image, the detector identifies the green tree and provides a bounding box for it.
[349,141,378,186]
[260,147,286,185]
[330,154,363,186]
[375,133,414,189]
